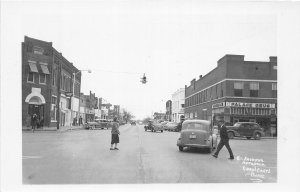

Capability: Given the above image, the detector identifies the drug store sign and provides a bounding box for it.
[226,102,275,109]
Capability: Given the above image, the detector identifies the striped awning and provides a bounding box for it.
[40,64,50,74]
[28,62,38,73]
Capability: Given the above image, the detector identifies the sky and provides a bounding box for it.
[2,1,277,120]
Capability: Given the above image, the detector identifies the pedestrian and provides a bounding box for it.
[31,113,38,132]
[110,117,120,150]
[79,116,83,125]
[212,120,234,160]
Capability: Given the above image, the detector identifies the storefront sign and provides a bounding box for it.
[225,102,275,108]
[212,102,225,108]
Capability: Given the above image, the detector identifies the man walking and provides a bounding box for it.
[212,121,234,160]
[31,113,38,132]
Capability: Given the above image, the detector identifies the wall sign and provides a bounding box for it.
[212,102,225,108]
[226,102,275,109]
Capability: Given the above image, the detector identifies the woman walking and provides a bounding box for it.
[110,117,120,150]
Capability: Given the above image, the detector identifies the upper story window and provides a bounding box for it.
[272,83,277,91]
[27,72,34,83]
[39,73,46,84]
[33,46,44,55]
[249,82,259,97]
[272,83,277,97]
[234,82,244,97]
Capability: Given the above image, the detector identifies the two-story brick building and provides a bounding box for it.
[184,54,277,136]
[22,36,81,128]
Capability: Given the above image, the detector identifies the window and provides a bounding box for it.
[234,82,244,97]
[250,82,259,97]
[39,74,46,84]
[51,96,57,104]
[272,83,277,97]
[27,72,34,83]
[52,71,56,86]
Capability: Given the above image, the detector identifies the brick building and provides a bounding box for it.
[184,54,277,136]
[22,36,81,127]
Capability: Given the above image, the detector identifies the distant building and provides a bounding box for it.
[22,36,81,127]
[166,100,172,121]
[153,112,166,121]
[184,54,277,136]
[171,88,185,123]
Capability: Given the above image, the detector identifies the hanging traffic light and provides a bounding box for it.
[141,73,147,84]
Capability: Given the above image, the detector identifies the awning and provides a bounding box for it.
[40,64,50,74]
[29,63,38,73]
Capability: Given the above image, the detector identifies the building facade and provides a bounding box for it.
[184,54,277,136]
[22,36,81,127]
[171,88,185,123]
[166,100,172,121]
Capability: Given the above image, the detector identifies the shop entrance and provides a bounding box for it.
[28,104,44,118]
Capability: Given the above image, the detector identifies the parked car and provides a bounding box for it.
[131,121,136,125]
[144,120,164,132]
[84,119,111,130]
[164,122,179,132]
[226,122,265,140]
[177,120,218,153]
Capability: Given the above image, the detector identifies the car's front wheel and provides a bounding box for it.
[254,133,261,140]
[179,146,183,151]
[246,137,251,139]
[161,130,163,133]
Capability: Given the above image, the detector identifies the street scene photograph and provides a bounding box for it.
[1,1,300,192]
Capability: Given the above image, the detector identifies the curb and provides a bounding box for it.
[22,126,85,132]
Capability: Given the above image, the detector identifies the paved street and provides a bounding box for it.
[23,124,277,184]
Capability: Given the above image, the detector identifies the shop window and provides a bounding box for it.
[39,74,46,84]
[27,72,34,83]
[250,82,259,97]
[234,82,243,97]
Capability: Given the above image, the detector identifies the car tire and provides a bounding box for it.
[228,132,234,139]
[179,146,183,151]
[161,130,163,133]
[254,133,261,140]
[246,137,251,140]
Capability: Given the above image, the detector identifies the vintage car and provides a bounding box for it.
[84,119,112,130]
[226,122,265,140]
[164,122,179,132]
[130,121,136,125]
[177,120,218,153]
[144,120,164,132]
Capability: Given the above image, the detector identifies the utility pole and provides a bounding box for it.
[56,55,62,130]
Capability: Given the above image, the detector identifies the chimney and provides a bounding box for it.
[269,56,277,63]
[199,75,203,79]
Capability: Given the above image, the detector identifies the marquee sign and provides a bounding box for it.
[212,102,276,109]
[225,102,275,109]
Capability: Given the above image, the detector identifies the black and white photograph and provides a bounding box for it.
[1,0,300,192]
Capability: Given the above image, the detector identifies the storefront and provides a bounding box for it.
[212,101,277,136]
[25,88,46,126]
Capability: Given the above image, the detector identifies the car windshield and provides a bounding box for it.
[182,123,209,131]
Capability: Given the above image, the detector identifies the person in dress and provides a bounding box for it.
[110,117,120,150]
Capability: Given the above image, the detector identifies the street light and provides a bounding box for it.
[71,69,91,126]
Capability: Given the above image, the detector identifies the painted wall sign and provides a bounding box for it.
[225,102,275,109]
[212,102,225,108]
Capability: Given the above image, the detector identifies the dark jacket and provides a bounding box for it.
[219,124,229,140]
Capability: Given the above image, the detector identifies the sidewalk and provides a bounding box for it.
[22,125,85,132]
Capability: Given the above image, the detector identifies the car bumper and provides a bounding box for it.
[177,140,210,148]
